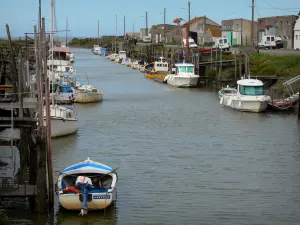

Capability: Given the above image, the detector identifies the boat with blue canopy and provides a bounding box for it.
[56,157,118,215]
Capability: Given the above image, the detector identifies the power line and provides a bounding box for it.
[262,0,299,13]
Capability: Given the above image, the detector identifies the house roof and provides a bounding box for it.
[49,46,69,53]
[183,16,204,26]
[207,25,222,37]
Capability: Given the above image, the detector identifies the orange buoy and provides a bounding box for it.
[63,186,81,194]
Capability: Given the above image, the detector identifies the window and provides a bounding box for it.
[219,39,223,44]
[286,21,289,25]
[267,37,270,41]
[178,66,186,73]
[187,66,194,73]
[239,85,264,96]
[271,37,275,41]
[236,24,239,28]
[296,35,298,40]
[224,39,227,44]
[280,21,283,26]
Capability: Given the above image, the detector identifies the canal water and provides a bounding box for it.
[4,48,300,225]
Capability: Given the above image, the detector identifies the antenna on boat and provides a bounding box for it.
[85,72,90,85]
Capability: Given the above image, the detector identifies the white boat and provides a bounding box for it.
[219,78,271,112]
[44,105,78,138]
[164,62,199,87]
[218,85,237,99]
[74,85,103,103]
[121,57,132,66]
[56,157,118,215]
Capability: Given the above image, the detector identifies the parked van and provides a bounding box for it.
[213,37,230,51]
[258,35,282,49]
[182,38,198,48]
[143,36,151,43]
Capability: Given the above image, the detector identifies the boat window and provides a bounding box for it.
[224,39,227,44]
[178,66,186,73]
[187,66,194,73]
[60,86,73,93]
[92,89,97,92]
[219,39,223,44]
[66,67,70,72]
[239,85,264,95]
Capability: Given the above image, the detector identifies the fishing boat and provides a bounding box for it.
[219,77,271,112]
[47,0,78,138]
[56,157,118,215]
[144,57,169,80]
[218,85,237,99]
[74,85,103,103]
[92,45,101,55]
[164,62,199,87]
[50,83,75,105]
[43,105,77,137]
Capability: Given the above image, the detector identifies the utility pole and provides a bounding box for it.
[124,16,126,40]
[146,11,148,36]
[38,0,41,33]
[186,1,190,60]
[66,17,68,47]
[251,0,255,46]
[97,20,100,45]
[164,8,166,44]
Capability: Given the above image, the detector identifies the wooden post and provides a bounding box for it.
[42,16,54,209]
[6,24,18,95]
[34,24,48,212]
[239,52,242,77]
[18,52,24,118]
[234,51,237,81]
[34,26,43,130]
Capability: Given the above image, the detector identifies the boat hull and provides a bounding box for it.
[154,73,167,83]
[220,96,270,112]
[46,118,77,138]
[59,191,116,211]
[75,92,103,103]
[166,75,199,87]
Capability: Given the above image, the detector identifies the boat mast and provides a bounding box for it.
[115,14,117,53]
[98,20,100,45]
[50,0,55,105]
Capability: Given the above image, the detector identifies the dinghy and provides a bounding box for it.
[56,157,118,215]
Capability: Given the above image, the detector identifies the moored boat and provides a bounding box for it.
[44,105,78,138]
[74,85,103,103]
[145,57,169,80]
[165,62,199,87]
[56,157,118,215]
[218,85,237,99]
[219,78,271,112]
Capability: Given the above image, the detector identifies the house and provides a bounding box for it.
[149,24,177,43]
[222,18,257,46]
[257,15,298,49]
[140,28,149,40]
[125,32,140,39]
[181,16,222,46]
[294,16,300,50]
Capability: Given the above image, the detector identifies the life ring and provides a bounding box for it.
[63,186,81,194]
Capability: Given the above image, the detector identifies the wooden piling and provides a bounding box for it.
[42,16,54,209]
[5,24,18,95]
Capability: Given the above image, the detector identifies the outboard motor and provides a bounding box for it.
[75,176,94,216]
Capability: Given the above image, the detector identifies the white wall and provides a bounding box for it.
[294,18,300,49]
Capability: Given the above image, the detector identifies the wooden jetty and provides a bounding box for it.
[0,18,53,212]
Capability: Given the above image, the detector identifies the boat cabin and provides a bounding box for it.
[237,79,264,96]
[118,51,126,59]
[154,57,168,72]
[173,63,195,75]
